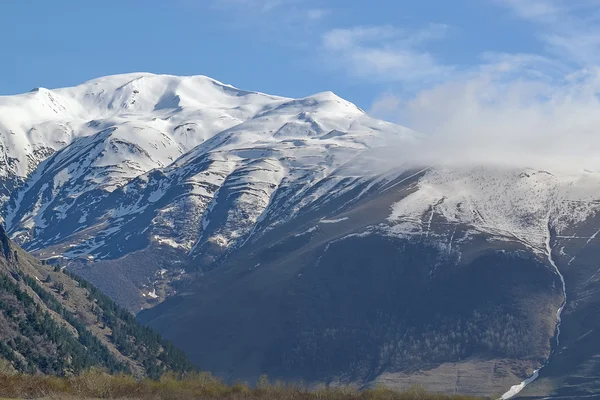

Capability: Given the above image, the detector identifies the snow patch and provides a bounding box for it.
[319,217,349,224]
[501,370,540,400]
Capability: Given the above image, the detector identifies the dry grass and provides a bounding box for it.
[0,370,486,400]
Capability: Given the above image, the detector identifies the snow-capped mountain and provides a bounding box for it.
[2,73,413,255]
[1,73,419,305]
[0,74,273,199]
[3,73,600,398]
[1,74,282,232]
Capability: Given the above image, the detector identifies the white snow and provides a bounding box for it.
[500,369,540,400]
[545,216,567,351]
[295,226,318,237]
[388,167,600,252]
[319,217,349,224]
[3,73,416,258]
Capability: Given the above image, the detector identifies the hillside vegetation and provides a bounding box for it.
[0,369,484,400]
[0,226,192,378]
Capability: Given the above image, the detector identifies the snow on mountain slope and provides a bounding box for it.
[7,73,600,292]
[7,73,600,272]
[5,123,185,244]
[1,73,415,263]
[0,73,286,202]
[386,167,600,252]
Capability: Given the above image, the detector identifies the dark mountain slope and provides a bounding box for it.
[518,211,600,399]
[0,225,193,378]
[139,179,563,397]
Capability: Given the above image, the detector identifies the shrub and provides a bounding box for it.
[0,369,486,399]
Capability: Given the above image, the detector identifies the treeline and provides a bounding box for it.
[63,269,193,377]
[0,272,119,375]
[0,261,193,378]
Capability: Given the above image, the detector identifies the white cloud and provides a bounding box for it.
[356,1,600,173]
[369,93,403,120]
[203,0,600,175]
[321,24,452,84]
[372,59,600,173]
[495,0,600,65]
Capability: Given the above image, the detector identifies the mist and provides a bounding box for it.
[376,65,600,174]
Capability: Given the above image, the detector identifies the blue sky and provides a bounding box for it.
[1,0,599,121]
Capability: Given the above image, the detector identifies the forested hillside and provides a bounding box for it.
[0,225,193,378]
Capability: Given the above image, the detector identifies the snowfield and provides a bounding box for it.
[388,167,600,252]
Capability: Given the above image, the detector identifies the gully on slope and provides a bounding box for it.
[500,216,567,400]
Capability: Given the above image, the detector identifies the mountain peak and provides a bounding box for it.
[303,90,355,105]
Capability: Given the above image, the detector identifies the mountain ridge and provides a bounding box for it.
[1,73,414,309]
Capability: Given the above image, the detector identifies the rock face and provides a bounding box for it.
[3,73,600,397]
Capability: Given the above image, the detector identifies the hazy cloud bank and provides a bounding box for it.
[363,0,600,173]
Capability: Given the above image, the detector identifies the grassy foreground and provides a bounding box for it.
[0,369,484,400]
